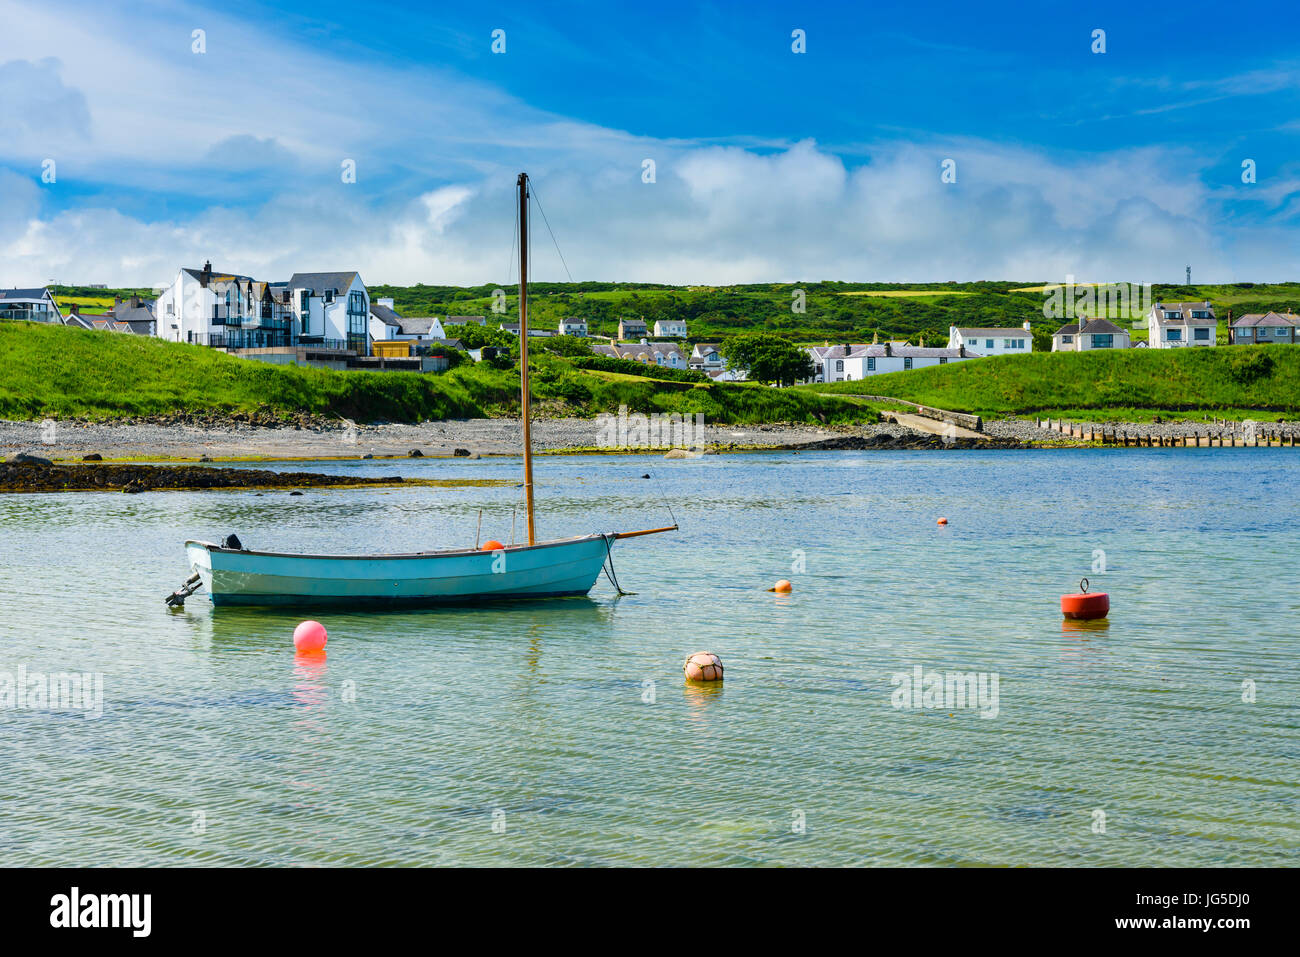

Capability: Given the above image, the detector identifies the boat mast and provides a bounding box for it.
[518,172,537,545]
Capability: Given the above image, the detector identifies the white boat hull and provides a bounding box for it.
[185,534,615,606]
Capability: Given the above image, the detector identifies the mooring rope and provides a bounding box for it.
[601,535,633,596]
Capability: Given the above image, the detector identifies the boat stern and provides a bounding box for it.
[185,540,216,594]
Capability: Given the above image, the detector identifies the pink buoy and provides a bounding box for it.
[293,620,328,653]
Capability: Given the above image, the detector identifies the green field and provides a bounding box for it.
[0,321,876,425]
[805,346,1300,421]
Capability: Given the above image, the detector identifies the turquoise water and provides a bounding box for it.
[1,448,1297,866]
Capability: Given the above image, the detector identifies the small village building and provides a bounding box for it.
[1230,312,1300,345]
[947,323,1033,356]
[1146,301,1217,348]
[1051,317,1131,351]
[653,318,687,337]
[558,317,588,336]
[0,287,63,323]
[617,318,647,339]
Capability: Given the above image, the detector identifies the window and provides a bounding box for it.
[1236,328,1251,338]
[1276,327,1288,337]
[1165,311,1180,320]
[1167,329,1182,341]
[1192,311,1210,319]
[867,357,875,371]
[939,357,947,364]
[835,360,844,371]
[1194,327,1211,341]
[1093,334,1114,348]
[986,339,994,349]
[1062,334,1073,343]
[904,357,913,370]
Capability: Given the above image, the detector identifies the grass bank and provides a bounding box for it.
[0,321,874,425]
[804,346,1300,420]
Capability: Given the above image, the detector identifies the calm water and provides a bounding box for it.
[1,448,1297,866]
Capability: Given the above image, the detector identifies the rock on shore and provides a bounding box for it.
[0,461,406,493]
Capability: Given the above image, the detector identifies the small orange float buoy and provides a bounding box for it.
[481,539,505,551]
[771,579,792,593]
[1061,578,1109,620]
[684,652,723,682]
[937,517,948,525]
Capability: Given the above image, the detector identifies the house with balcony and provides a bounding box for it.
[287,271,371,355]
[0,287,63,323]
[947,323,1033,356]
[653,318,687,337]
[1146,301,1217,348]
[1230,312,1300,345]
[1051,317,1131,352]
[558,317,588,336]
[154,262,370,355]
[840,343,973,379]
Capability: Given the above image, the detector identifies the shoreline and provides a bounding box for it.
[1,415,1293,463]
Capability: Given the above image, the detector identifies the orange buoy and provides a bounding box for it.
[772,579,792,593]
[937,517,948,526]
[684,652,723,682]
[1061,578,1109,620]
[482,540,505,551]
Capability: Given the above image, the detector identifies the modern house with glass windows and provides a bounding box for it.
[947,323,1033,356]
[1146,301,1217,348]
[1050,316,1131,351]
[1229,312,1300,345]
[154,262,371,356]
[0,287,63,324]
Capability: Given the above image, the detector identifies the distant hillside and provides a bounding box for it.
[805,345,1300,421]
[371,281,1300,347]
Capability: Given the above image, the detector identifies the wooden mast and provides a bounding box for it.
[518,172,536,545]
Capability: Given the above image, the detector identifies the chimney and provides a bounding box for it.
[70,303,80,316]
[114,297,123,308]
[201,260,213,286]
[919,335,925,347]
[959,343,965,357]
[872,331,878,345]
[884,342,892,357]
[1022,320,1032,332]
[378,297,395,311]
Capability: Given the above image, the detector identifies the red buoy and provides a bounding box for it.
[1061,578,1109,620]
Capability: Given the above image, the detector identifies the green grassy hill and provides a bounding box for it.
[805,346,1300,421]
[0,321,876,425]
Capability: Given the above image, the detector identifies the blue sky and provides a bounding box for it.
[1,0,1298,286]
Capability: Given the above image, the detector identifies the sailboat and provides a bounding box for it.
[175,173,676,607]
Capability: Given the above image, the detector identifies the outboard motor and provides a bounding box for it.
[221,533,244,550]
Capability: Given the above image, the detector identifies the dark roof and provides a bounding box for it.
[1054,317,1125,336]
[396,317,441,335]
[848,344,965,359]
[287,272,361,296]
[106,300,156,325]
[182,266,255,286]
[1233,312,1299,328]
[369,303,402,327]
[1151,302,1215,324]
[0,288,53,300]
[423,337,465,350]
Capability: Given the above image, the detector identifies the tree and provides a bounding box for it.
[720,333,815,386]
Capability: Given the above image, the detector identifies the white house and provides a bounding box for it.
[370,298,445,342]
[618,318,647,339]
[445,315,487,327]
[558,317,588,336]
[1147,301,1217,348]
[1230,312,1300,345]
[948,323,1033,356]
[0,287,62,323]
[500,322,556,337]
[1051,317,1131,352]
[286,271,371,354]
[689,342,725,372]
[840,343,974,379]
[653,318,687,338]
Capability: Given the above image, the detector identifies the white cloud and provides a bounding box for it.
[0,0,1292,286]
